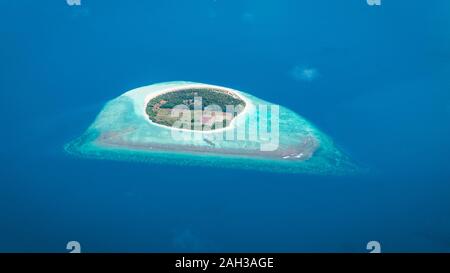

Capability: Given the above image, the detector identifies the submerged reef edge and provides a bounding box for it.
[65,81,360,175]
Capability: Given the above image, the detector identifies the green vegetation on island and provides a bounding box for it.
[146,88,246,130]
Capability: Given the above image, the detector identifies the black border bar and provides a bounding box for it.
[1,253,449,272]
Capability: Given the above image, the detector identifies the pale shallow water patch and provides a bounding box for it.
[65,81,358,175]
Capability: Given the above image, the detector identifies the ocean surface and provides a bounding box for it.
[1,0,450,252]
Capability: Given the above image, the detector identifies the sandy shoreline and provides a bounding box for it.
[96,137,311,161]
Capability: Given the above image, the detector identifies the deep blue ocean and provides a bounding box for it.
[1,0,450,252]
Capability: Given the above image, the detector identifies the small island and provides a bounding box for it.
[145,88,246,130]
[65,81,358,175]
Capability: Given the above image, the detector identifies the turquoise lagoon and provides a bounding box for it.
[66,82,357,175]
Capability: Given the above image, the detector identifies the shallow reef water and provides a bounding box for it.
[66,81,358,175]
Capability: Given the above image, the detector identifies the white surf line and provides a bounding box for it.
[141,83,252,134]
